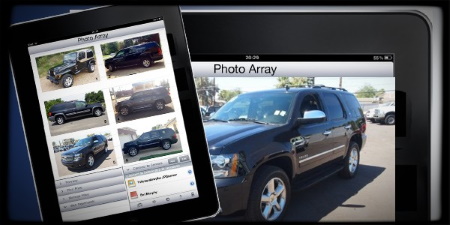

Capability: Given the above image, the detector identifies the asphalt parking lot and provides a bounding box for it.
[54,141,117,177]
[48,111,109,136]
[122,141,183,164]
[210,121,395,222]
[105,59,165,78]
[115,103,174,123]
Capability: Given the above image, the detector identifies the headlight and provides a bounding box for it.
[210,154,240,178]
[74,153,83,161]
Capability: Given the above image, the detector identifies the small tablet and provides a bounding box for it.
[8,5,219,222]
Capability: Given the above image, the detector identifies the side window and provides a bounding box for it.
[150,131,159,139]
[78,51,85,60]
[75,101,86,109]
[342,94,363,118]
[69,103,76,109]
[322,93,345,120]
[299,93,324,118]
[115,50,124,57]
[140,132,150,140]
[86,50,93,58]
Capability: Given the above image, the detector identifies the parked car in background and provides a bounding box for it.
[47,48,96,88]
[122,128,178,157]
[371,102,395,125]
[48,100,104,125]
[61,135,108,169]
[104,42,163,72]
[204,85,367,221]
[365,102,395,123]
[115,86,172,116]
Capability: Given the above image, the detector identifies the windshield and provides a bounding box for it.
[63,52,77,63]
[211,92,295,124]
[74,137,92,147]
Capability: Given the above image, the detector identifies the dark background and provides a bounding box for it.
[1,1,448,223]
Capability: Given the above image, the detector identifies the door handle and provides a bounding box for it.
[344,125,351,130]
[323,130,332,136]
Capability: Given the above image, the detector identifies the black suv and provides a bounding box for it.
[47,49,96,88]
[122,128,178,157]
[48,101,104,125]
[61,135,108,169]
[115,86,172,116]
[204,86,367,221]
[104,42,163,72]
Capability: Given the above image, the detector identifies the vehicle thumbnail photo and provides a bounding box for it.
[110,79,173,123]
[101,33,164,79]
[118,116,182,164]
[45,90,109,136]
[53,130,117,177]
[35,47,99,91]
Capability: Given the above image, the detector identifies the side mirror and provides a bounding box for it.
[297,110,326,125]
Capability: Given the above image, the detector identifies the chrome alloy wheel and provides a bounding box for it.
[260,178,287,221]
[87,155,95,167]
[349,147,359,174]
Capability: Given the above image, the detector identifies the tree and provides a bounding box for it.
[355,84,378,98]
[195,77,219,106]
[86,133,96,137]
[103,42,119,55]
[275,77,307,88]
[44,98,64,116]
[160,79,170,89]
[219,89,242,102]
[85,91,104,104]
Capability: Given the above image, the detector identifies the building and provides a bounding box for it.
[118,127,138,148]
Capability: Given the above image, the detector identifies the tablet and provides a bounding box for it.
[8,5,219,222]
[181,6,444,222]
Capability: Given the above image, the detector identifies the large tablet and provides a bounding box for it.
[181,6,444,222]
[8,5,219,222]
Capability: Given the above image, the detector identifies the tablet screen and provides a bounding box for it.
[27,18,198,221]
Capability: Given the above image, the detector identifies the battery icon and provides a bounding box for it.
[384,55,393,60]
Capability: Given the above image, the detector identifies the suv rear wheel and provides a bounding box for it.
[155,100,165,111]
[56,116,65,125]
[61,74,73,88]
[246,165,290,221]
[162,140,171,150]
[128,147,139,157]
[142,58,153,68]
[340,141,360,178]
[88,61,95,72]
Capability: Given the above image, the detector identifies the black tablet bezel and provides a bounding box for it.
[8,5,219,222]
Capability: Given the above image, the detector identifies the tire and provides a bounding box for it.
[93,108,103,117]
[88,61,95,72]
[85,153,95,169]
[384,114,395,125]
[61,74,74,88]
[128,147,139,157]
[340,141,360,178]
[161,140,171,150]
[56,116,65,125]
[108,64,115,72]
[370,118,375,123]
[155,100,165,111]
[142,58,153,68]
[119,106,130,116]
[245,165,290,222]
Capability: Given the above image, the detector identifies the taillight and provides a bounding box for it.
[172,133,177,139]
[48,112,52,117]
[157,48,162,55]
[361,123,366,133]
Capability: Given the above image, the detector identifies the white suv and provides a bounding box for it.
[369,102,395,125]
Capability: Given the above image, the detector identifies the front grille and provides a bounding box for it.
[62,155,74,162]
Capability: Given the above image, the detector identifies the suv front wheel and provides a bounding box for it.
[246,165,290,221]
[61,74,74,88]
[119,106,130,116]
[128,147,139,157]
[142,58,153,68]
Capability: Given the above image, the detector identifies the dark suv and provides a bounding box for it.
[47,48,96,88]
[104,42,163,72]
[48,101,104,125]
[122,128,178,157]
[61,135,108,169]
[204,86,367,221]
[115,87,172,116]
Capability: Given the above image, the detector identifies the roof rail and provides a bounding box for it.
[312,84,347,92]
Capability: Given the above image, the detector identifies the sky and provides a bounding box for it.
[209,77,395,94]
